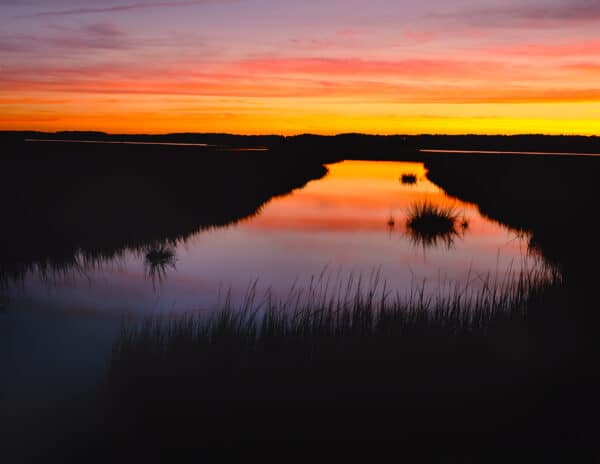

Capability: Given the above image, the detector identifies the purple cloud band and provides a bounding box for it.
[18,1,215,18]
[434,0,600,26]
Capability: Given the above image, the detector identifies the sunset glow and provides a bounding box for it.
[1,0,599,134]
[245,161,503,235]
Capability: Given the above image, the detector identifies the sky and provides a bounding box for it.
[1,0,599,135]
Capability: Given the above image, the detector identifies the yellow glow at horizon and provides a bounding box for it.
[1,92,599,135]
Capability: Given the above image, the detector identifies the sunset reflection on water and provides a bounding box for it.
[10,160,542,315]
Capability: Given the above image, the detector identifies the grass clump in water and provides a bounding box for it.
[406,200,462,248]
[400,173,418,185]
[143,246,177,289]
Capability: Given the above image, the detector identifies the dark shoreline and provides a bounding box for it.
[4,130,600,160]
[0,140,327,286]
[4,133,599,288]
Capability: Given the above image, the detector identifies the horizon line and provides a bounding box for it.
[4,130,600,138]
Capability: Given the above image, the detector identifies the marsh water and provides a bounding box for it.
[0,154,569,453]
[4,160,541,316]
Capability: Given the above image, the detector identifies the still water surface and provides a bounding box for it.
[7,160,541,316]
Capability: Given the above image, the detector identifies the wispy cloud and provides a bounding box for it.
[490,39,600,57]
[434,0,600,27]
[0,23,129,53]
[0,37,30,52]
[4,53,594,104]
[229,56,501,79]
[564,62,600,74]
[18,1,217,18]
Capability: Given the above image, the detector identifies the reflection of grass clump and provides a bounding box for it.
[406,201,461,249]
[144,246,177,289]
[400,174,418,185]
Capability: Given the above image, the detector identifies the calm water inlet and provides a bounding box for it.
[4,160,543,315]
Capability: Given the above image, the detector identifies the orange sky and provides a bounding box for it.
[1,0,600,135]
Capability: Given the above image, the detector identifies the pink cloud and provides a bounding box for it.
[401,29,437,44]
[491,39,600,57]
[228,56,501,78]
[4,67,600,104]
[2,51,599,104]
[564,62,600,73]
[336,29,364,38]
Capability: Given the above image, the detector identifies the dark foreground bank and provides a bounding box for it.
[94,268,598,461]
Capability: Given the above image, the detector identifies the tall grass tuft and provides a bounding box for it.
[113,265,557,353]
[405,200,462,248]
[401,173,418,185]
[143,246,177,289]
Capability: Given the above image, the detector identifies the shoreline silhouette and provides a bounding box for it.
[2,131,599,460]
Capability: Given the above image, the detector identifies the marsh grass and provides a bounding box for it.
[115,265,555,352]
[0,240,175,291]
[104,263,591,454]
[401,173,418,185]
[143,246,177,290]
[110,266,560,394]
[405,200,463,249]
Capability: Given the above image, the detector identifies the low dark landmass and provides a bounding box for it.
[425,154,600,292]
[4,131,600,161]
[0,139,326,285]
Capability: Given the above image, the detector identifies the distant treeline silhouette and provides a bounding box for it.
[4,131,600,161]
